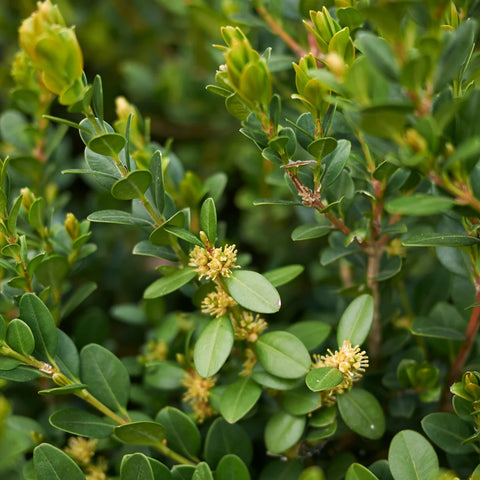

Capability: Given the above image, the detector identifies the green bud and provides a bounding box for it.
[65,212,80,240]
[306,7,341,54]
[18,0,84,105]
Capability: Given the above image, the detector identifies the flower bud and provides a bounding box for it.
[20,187,35,212]
[18,0,84,105]
[65,212,79,240]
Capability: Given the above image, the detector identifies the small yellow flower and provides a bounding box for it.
[138,339,168,364]
[85,458,108,480]
[312,341,369,406]
[189,244,238,281]
[64,436,97,466]
[240,348,257,377]
[233,311,268,343]
[182,370,216,423]
[201,286,236,317]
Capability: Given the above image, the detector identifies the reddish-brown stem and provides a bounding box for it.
[449,280,480,383]
[255,6,307,58]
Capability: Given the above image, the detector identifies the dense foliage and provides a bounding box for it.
[1,0,480,479]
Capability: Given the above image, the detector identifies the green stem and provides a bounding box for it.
[154,442,197,466]
[76,389,129,425]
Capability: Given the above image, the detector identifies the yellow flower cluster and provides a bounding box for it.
[233,312,268,343]
[240,347,258,377]
[182,370,216,423]
[138,339,168,364]
[313,340,369,406]
[64,436,107,479]
[201,286,236,317]
[189,244,238,281]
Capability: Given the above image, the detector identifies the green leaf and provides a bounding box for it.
[204,418,253,468]
[88,133,126,156]
[307,137,338,159]
[265,411,306,454]
[224,270,281,314]
[216,454,251,480]
[421,413,474,455]
[143,267,197,299]
[150,211,186,246]
[60,281,97,319]
[193,462,214,480]
[33,443,85,480]
[323,139,351,187]
[337,294,374,347]
[385,194,454,216]
[287,321,331,351]
[28,197,45,230]
[6,319,35,355]
[256,331,311,379]
[163,226,203,247]
[200,197,217,244]
[282,386,322,415]
[145,361,186,390]
[111,170,153,200]
[251,364,303,391]
[403,233,480,247]
[171,465,196,480]
[155,407,201,459]
[120,453,154,480]
[91,75,104,123]
[220,377,262,423]
[115,421,166,446]
[133,241,177,261]
[149,150,165,214]
[19,293,57,361]
[434,19,477,91]
[49,408,115,438]
[291,224,331,241]
[355,32,399,80]
[337,389,385,440]
[35,255,69,289]
[88,209,153,227]
[411,316,465,340]
[388,430,439,480]
[80,343,130,411]
[309,406,336,428]
[345,464,380,480]
[39,384,88,395]
[305,367,343,392]
[193,316,234,378]
[263,265,304,287]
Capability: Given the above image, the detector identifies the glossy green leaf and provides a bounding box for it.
[421,413,474,455]
[411,316,465,340]
[204,418,253,468]
[115,421,166,446]
[323,139,351,187]
[287,321,331,351]
[263,265,304,287]
[307,137,337,159]
[388,430,439,480]
[133,240,177,261]
[298,466,326,480]
[305,367,343,392]
[28,197,45,230]
[145,361,186,390]
[225,270,280,314]
[220,377,262,423]
[19,293,57,361]
[337,389,385,440]
[200,197,217,244]
[111,170,152,200]
[6,319,34,355]
[91,75,104,123]
[216,454,251,480]
[251,364,303,391]
[309,407,336,428]
[49,408,114,438]
[33,443,84,480]
[403,233,479,247]
[194,316,234,378]
[88,132,126,156]
[385,195,454,216]
[291,224,331,241]
[264,411,306,454]
[355,32,399,80]
[163,226,203,247]
[143,267,197,299]
[192,462,213,480]
[0,365,41,382]
[88,209,153,227]
[282,386,322,415]
[39,384,88,396]
[149,211,186,246]
[155,407,201,459]
[171,465,196,480]
[120,453,154,480]
[337,294,374,347]
[345,464,380,480]
[35,255,69,289]
[150,150,165,213]
[80,343,130,411]
[256,331,311,379]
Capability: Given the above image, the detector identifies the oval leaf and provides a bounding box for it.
[337,294,374,347]
[6,318,35,355]
[120,453,155,480]
[144,267,197,299]
[34,443,84,480]
[194,316,234,378]
[388,430,439,480]
[264,411,306,454]
[337,389,385,440]
[115,421,166,446]
[88,132,126,156]
[88,209,153,227]
[385,194,454,216]
[291,224,331,241]
[49,407,114,438]
[225,270,281,314]
[220,377,262,423]
[256,331,311,379]
[80,343,130,412]
[216,454,251,480]
[403,233,480,247]
[305,367,344,392]
[263,265,304,287]
[111,169,152,200]
[200,197,217,244]
[346,463,380,480]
